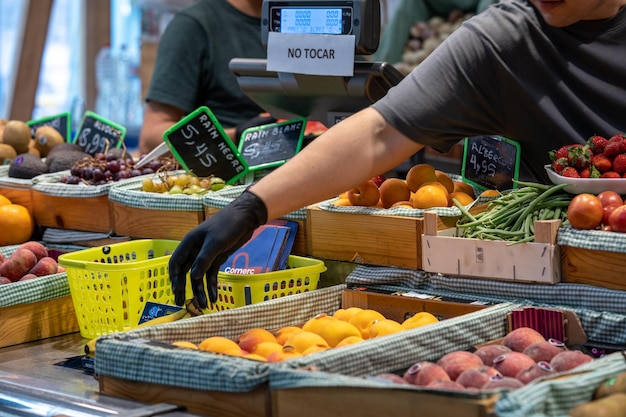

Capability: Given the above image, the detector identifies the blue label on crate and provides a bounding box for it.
[138,302,184,325]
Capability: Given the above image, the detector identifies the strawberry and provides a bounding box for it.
[567,144,592,170]
[591,154,613,173]
[549,144,576,162]
[586,135,608,154]
[580,165,600,178]
[612,153,626,174]
[551,157,569,174]
[601,171,621,178]
[603,134,626,157]
[560,167,580,178]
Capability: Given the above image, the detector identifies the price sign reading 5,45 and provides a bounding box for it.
[461,135,521,191]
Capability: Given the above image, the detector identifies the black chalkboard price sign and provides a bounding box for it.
[73,111,126,155]
[163,106,249,183]
[238,117,306,171]
[461,135,521,191]
[27,112,71,142]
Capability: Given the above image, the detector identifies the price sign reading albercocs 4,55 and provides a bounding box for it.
[73,111,126,156]
[239,117,306,171]
[462,135,521,191]
[163,106,249,184]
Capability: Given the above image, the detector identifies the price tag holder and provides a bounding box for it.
[461,135,521,191]
[163,106,249,184]
[238,117,306,171]
[73,111,126,156]
[27,112,71,142]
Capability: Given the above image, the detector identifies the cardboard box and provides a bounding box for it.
[95,285,513,417]
[422,212,561,284]
[306,205,461,269]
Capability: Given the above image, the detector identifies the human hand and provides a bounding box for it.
[168,190,268,308]
[234,114,278,144]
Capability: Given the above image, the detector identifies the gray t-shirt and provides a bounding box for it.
[373,0,626,182]
[146,0,266,128]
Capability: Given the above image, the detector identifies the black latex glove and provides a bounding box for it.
[168,190,268,308]
[234,115,277,144]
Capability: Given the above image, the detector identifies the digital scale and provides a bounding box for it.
[231,0,404,127]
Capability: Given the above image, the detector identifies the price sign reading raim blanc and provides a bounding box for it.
[239,117,306,171]
[73,111,126,156]
[163,106,249,183]
[461,135,521,191]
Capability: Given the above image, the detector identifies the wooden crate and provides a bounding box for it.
[206,206,308,256]
[99,378,270,417]
[112,201,205,240]
[306,205,460,269]
[0,184,33,214]
[0,295,79,348]
[561,245,626,290]
[31,191,112,233]
[422,212,561,284]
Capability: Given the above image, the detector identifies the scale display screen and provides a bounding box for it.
[275,7,347,34]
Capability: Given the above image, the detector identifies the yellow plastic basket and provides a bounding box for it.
[58,239,325,339]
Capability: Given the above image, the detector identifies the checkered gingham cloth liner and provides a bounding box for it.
[0,244,83,307]
[558,224,626,253]
[94,283,517,392]
[346,265,626,345]
[204,184,306,220]
[31,170,112,197]
[108,170,206,211]
[0,165,32,189]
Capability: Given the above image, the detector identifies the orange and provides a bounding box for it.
[412,185,450,209]
[405,164,437,192]
[0,203,34,246]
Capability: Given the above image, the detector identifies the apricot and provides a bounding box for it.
[283,330,329,353]
[435,170,455,194]
[405,163,437,192]
[274,326,303,345]
[412,184,450,209]
[199,336,241,354]
[449,191,475,207]
[237,328,277,353]
[333,198,352,206]
[453,181,476,199]
[347,179,380,207]
[379,178,411,209]
[348,309,386,339]
[368,319,404,338]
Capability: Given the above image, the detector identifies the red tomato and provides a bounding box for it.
[608,204,626,233]
[567,193,603,230]
[597,191,624,208]
[602,203,622,226]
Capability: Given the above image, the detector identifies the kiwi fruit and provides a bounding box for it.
[0,143,17,165]
[2,120,32,154]
[28,139,41,158]
[34,125,64,157]
[8,153,48,179]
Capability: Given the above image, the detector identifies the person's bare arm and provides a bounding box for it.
[250,107,424,220]
[138,101,186,154]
